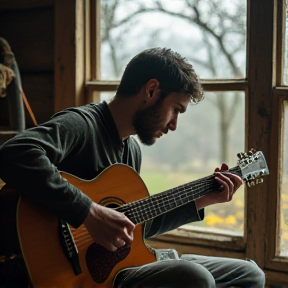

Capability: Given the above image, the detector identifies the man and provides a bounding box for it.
[0,47,265,287]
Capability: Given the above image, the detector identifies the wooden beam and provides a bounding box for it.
[146,238,245,260]
[54,0,86,112]
[148,225,245,252]
[86,80,248,94]
[246,0,275,269]
[202,80,247,91]
[75,0,86,107]
[0,7,54,72]
[265,269,288,285]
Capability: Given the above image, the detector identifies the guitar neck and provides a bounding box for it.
[117,166,242,224]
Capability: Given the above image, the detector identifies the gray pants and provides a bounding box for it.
[0,254,265,288]
[114,254,265,288]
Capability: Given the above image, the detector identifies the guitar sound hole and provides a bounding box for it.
[86,243,131,283]
[99,197,125,209]
[106,203,119,209]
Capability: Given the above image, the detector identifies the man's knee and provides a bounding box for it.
[115,260,216,288]
[245,259,266,286]
[173,260,215,288]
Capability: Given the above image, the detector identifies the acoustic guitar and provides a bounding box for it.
[1,149,269,287]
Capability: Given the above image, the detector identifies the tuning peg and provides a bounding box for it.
[250,148,257,154]
[256,178,264,184]
[247,180,255,187]
[247,174,253,180]
[237,152,245,159]
[244,152,250,158]
[244,159,250,165]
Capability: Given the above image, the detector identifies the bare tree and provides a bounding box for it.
[101,0,246,163]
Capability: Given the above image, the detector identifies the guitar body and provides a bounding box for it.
[17,164,156,288]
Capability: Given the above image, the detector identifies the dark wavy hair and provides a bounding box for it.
[116,47,204,104]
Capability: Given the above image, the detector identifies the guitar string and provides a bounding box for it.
[118,168,240,223]
[117,166,241,224]
[132,178,217,223]
[120,176,218,224]
[118,170,240,223]
[125,166,241,222]
[133,166,242,223]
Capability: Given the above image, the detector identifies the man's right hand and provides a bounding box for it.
[83,202,135,252]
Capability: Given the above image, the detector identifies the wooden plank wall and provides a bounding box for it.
[0,0,55,129]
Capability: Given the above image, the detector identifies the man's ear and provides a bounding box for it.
[145,79,160,101]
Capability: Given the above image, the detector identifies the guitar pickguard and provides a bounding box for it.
[86,243,131,283]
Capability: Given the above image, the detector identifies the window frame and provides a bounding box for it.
[266,89,288,275]
[83,0,288,283]
[265,0,288,279]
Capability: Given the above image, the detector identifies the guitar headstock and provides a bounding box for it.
[237,149,269,187]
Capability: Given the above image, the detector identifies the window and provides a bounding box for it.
[90,0,247,236]
[84,0,288,283]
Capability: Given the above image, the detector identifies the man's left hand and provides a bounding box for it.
[195,163,243,210]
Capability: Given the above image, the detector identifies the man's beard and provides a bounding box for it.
[132,98,164,146]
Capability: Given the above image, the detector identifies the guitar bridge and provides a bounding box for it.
[58,219,82,275]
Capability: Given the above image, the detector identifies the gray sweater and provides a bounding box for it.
[0,101,203,238]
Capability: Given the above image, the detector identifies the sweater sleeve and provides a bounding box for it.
[144,201,204,238]
[0,111,93,228]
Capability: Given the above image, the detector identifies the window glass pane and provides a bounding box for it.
[278,100,288,256]
[100,91,245,234]
[283,1,288,85]
[100,0,247,80]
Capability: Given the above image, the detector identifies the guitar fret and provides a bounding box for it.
[117,167,243,225]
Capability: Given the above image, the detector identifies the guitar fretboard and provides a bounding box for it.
[116,166,241,224]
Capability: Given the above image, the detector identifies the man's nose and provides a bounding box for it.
[168,117,178,131]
